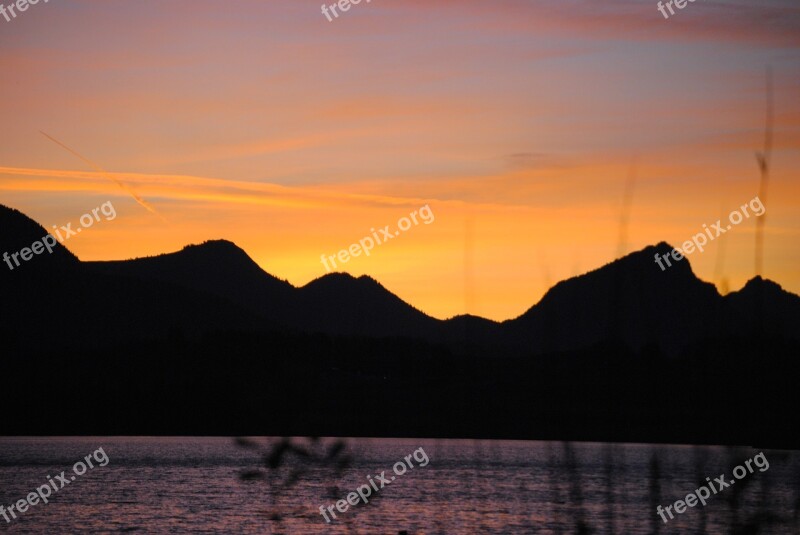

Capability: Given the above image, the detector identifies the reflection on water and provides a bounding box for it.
[0,437,798,533]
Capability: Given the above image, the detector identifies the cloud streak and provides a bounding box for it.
[39,131,163,219]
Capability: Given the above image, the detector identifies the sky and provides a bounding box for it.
[1,0,799,321]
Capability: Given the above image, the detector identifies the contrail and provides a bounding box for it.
[39,130,163,219]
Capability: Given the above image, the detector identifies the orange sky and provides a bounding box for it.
[1,0,799,321]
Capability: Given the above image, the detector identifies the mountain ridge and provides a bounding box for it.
[3,203,800,445]
[2,203,798,356]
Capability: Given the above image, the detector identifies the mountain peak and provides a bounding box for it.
[741,275,782,293]
[539,242,699,304]
[508,242,721,355]
[186,238,240,249]
[622,242,692,272]
[180,239,248,257]
[730,275,796,306]
[154,239,277,276]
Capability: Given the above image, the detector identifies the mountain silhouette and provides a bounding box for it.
[296,273,441,338]
[85,237,800,355]
[506,242,723,355]
[89,239,296,326]
[0,205,79,273]
[3,203,800,445]
[0,208,269,353]
[3,204,799,356]
[724,275,800,338]
[89,241,442,339]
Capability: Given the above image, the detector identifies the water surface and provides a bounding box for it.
[0,438,797,533]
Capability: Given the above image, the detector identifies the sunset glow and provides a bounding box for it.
[1,0,798,320]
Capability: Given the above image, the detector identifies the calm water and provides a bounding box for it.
[0,438,798,533]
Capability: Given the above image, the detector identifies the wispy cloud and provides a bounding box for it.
[39,131,163,218]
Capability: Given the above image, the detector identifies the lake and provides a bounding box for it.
[0,438,798,533]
